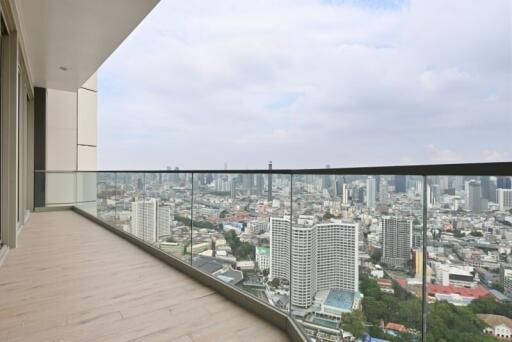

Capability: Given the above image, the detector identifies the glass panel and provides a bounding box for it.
[33,170,46,208]
[291,174,423,342]
[44,171,76,207]
[76,172,97,215]
[96,172,116,226]
[426,175,512,341]
[190,173,291,311]
[114,172,145,238]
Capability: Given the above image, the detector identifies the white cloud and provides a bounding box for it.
[98,0,511,170]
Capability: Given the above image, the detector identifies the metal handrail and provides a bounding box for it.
[34,161,512,176]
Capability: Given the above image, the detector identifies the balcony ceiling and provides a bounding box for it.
[13,0,159,91]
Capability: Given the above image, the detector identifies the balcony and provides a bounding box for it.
[12,163,511,341]
[0,210,289,341]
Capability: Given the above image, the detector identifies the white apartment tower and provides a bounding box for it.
[157,205,172,237]
[272,217,359,308]
[131,199,171,243]
[315,222,359,293]
[381,216,412,268]
[291,226,317,308]
[270,217,291,281]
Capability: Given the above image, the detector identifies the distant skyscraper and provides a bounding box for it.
[230,180,237,199]
[268,161,273,202]
[379,179,388,204]
[366,177,376,209]
[497,177,512,190]
[480,176,493,202]
[256,175,264,196]
[466,180,482,213]
[322,164,332,191]
[381,216,412,268]
[439,176,449,192]
[394,175,406,193]
[243,174,254,194]
[497,189,512,211]
[342,184,350,204]
[375,175,381,194]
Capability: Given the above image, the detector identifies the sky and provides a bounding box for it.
[98,0,511,170]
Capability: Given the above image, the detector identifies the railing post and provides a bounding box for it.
[114,172,117,228]
[289,173,293,317]
[422,174,428,341]
[143,173,146,243]
[190,172,194,265]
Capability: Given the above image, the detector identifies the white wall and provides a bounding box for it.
[45,73,97,205]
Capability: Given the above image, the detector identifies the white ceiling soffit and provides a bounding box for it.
[15,0,160,91]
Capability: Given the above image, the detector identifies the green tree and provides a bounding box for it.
[370,249,382,264]
[323,211,335,220]
[470,296,512,318]
[269,278,280,288]
[342,310,367,338]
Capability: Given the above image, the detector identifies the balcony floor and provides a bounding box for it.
[0,211,288,342]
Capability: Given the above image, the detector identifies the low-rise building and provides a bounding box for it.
[256,246,270,271]
[478,314,512,339]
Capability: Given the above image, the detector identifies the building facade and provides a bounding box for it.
[381,216,412,268]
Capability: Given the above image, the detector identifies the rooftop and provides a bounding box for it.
[427,284,490,298]
[256,246,270,256]
[477,314,512,330]
[323,288,360,311]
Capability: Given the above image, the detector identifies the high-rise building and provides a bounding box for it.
[256,175,264,196]
[497,189,512,211]
[394,175,406,193]
[498,177,512,190]
[366,176,376,209]
[500,264,512,297]
[131,199,171,243]
[270,217,290,281]
[243,174,254,194]
[466,180,482,213]
[315,222,359,294]
[480,176,496,202]
[322,164,332,191]
[439,176,449,192]
[379,179,388,204]
[157,205,172,237]
[271,217,359,308]
[230,180,237,199]
[342,184,350,205]
[291,226,317,308]
[453,176,464,191]
[381,216,412,268]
